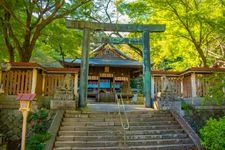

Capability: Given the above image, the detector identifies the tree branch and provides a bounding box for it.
[105,0,112,23]
[1,0,27,28]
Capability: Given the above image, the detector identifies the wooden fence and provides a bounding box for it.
[152,69,223,99]
[0,62,79,97]
[1,69,33,95]
[1,63,225,99]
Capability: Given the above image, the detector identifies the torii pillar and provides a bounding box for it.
[66,20,165,108]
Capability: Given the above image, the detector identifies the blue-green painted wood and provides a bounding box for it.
[66,20,165,32]
[79,29,90,107]
[96,37,142,45]
[142,31,153,108]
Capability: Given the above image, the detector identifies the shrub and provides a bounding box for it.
[181,102,192,111]
[200,116,225,150]
[26,109,51,150]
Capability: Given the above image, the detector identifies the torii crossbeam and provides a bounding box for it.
[66,20,166,108]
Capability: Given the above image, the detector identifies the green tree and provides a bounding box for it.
[0,0,90,62]
[117,0,225,69]
[33,19,82,65]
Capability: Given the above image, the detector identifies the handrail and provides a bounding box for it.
[115,93,130,130]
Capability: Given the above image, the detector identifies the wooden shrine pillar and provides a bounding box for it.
[79,29,90,107]
[142,31,152,107]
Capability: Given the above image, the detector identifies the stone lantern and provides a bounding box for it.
[16,93,36,150]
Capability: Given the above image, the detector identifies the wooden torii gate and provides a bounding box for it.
[66,20,165,108]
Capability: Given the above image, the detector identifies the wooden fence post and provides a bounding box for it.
[191,73,197,97]
[31,69,37,94]
[0,70,2,83]
[42,73,46,96]
[151,76,154,98]
[74,73,78,97]
[180,76,184,97]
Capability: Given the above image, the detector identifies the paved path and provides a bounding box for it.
[87,103,153,112]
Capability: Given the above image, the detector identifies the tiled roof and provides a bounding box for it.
[152,70,180,76]
[46,68,80,73]
[65,58,142,68]
[10,62,41,68]
[179,67,225,75]
[6,62,80,73]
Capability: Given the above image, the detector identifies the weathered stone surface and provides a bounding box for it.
[155,90,182,115]
[0,109,22,142]
[51,100,76,109]
[51,88,78,109]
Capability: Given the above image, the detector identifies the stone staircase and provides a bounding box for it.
[53,110,198,150]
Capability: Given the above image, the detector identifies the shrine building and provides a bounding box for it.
[62,43,142,102]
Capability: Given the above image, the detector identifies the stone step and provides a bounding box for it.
[60,124,181,131]
[58,129,185,136]
[64,112,171,118]
[64,110,170,116]
[53,143,197,150]
[61,120,178,126]
[65,110,170,114]
[62,116,175,122]
[54,110,197,150]
[54,138,193,147]
[56,133,188,141]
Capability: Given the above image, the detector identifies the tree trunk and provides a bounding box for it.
[19,48,32,62]
[195,43,207,67]
[8,48,15,62]
[1,10,15,62]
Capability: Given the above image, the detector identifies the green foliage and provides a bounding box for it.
[203,73,225,105]
[0,0,91,62]
[181,102,192,111]
[184,109,225,136]
[27,109,51,150]
[200,116,225,150]
[31,19,82,66]
[116,0,225,70]
[26,133,51,150]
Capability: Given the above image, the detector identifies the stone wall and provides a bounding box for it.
[0,95,51,149]
[0,109,22,148]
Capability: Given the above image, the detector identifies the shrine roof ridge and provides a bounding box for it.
[65,58,142,68]
[66,20,166,32]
